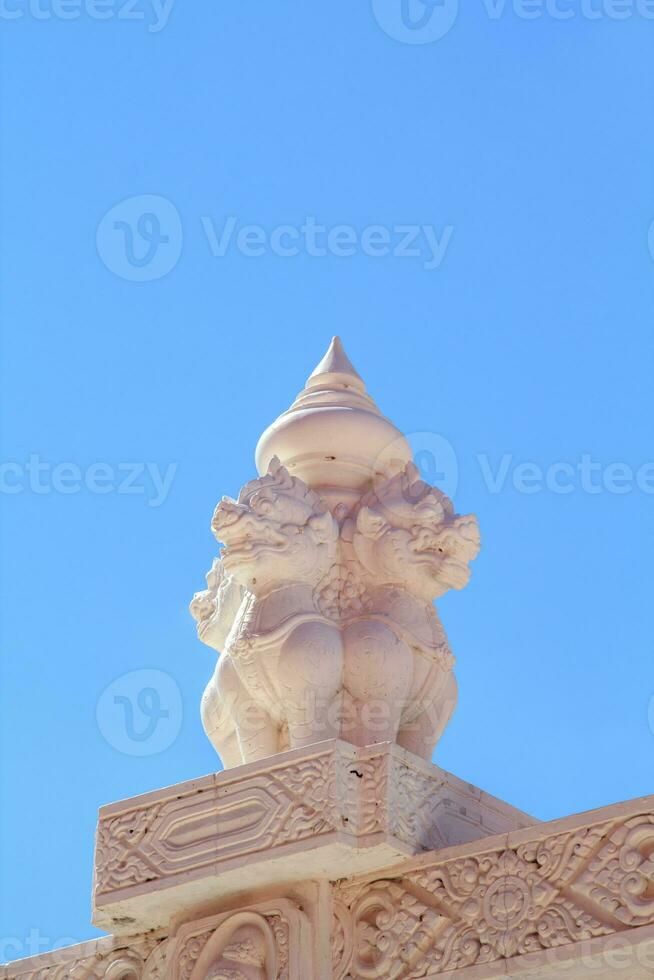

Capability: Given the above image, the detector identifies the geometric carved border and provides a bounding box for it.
[93,741,533,933]
[5,793,654,978]
[0,933,167,980]
[332,802,654,978]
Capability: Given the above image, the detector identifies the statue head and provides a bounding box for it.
[352,463,480,601]
[189,557,246,652]
[211,458,338,593]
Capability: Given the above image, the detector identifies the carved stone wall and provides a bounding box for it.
[1,898,310,980]
[93,742,531,934]
[0,934,167,980]
[331,801,654,979]
[7,796,654,979]
[5,342,652,980]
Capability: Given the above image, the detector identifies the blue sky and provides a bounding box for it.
[1,0,654,962]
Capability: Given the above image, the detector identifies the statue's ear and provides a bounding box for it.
[356,507,389,541]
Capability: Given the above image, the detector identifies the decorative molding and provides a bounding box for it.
[0,899,307,979]
[0,934,166,980]
[331,803,654,978]
[170,899,310,980]
[9,794,654,978]
[93,742,532,934]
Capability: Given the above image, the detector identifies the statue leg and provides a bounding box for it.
[397,670,458,761]
[201,655,243,768]
[236,709,281,764]
[278,621,343,749]
[342,620,412,747]
[202,654,280,767]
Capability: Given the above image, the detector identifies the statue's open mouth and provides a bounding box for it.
[219,524,290,571]
[222,541,287,564]
[402,535,470,590]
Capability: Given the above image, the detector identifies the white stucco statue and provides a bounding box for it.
[190,339,479,767]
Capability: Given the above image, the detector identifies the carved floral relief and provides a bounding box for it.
[332,810,654,978]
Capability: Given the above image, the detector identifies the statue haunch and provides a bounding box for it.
[190,458,480,768]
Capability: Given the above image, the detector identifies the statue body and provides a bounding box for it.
[191,459,479,767]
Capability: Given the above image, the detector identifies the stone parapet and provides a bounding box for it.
[4,788,654,978]
[92,741,533,934]
[332,791,654,978]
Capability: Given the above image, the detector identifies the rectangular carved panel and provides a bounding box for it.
[93,741,532,933]
[331,795,654,979]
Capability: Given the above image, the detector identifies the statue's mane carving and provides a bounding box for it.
[190,342,480,769]
[351,463,480,599]
[191,460,479,768]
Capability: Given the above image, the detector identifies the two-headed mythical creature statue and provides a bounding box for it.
[190,339,480,768]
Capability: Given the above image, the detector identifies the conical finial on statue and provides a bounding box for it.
[255,337,412,508]
[306,336,365,392]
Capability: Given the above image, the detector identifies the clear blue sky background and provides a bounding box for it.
[1,0,653,962]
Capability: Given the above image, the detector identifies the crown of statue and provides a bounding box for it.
[255,337,412,509]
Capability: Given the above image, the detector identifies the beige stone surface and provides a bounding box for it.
[0,932,167,979]
[191,338,480,768]
[255,335,413,505]
[92,740,533,935]
[332,792,654,978]
[5,340,649,980]
[7,792,654,978]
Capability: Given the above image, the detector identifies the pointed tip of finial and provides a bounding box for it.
[307,336,365,391]
[255,334,413,497]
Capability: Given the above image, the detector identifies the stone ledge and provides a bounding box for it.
[0,933,167,979]
[5,791,654,978]
[92,740,533,933]
[332,791,654,979]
